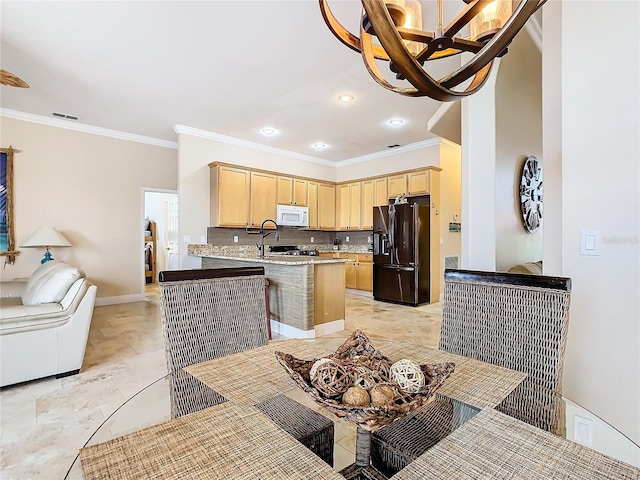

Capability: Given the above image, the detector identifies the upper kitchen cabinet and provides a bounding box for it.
[250,171,278,227]
[210,164,250,227]
[361,180,374,230]
[386,169,432,198]
[387,173,408,198]
[277,176,308,206]
[317,183,336,230]
[373,177,388,206]
[307,181,319,229]
[336,182,362,230]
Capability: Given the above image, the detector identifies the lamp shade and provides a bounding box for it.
[20,227,72,248]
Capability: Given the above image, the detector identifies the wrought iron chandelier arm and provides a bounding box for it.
[440,0,540,89]
[443,0,495,38]
[318,0,389,60]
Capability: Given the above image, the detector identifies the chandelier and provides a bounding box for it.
[319,0,545,101]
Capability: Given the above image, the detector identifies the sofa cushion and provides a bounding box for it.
[21,261,85,305]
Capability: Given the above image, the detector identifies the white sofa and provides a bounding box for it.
[0,261,97,387]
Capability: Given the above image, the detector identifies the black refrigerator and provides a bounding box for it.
[372,202,431,306]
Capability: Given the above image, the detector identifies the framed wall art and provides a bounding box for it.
[1,147,19,265]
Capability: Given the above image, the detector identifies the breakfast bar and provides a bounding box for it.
[188,244,351,338]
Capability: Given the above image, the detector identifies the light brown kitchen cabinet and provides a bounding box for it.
[407,170,430,195]
[356,254,373,291]
[277,176,308,206]
[361,180,374,229]
[318,183,336,229]
[210,165,250,227]
[336,183,350,230]
[307,181,318,229]
[387,173,408,198]
[373,177,389,206]
[250,171,278,227]
[336,182,362,230]
[342,253,358,289]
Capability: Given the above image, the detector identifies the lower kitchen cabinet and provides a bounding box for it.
[355,254,373,292]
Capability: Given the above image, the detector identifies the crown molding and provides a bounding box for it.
[334,137,443,167]
[439,138,461,150]
[0,109,178,149]
[174,124,336,167]
[525,14,542,52]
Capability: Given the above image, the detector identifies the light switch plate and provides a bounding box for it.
[183,235,191,243]
[580,230,600,256]
[310,236,314,243]
[233,236,239,243]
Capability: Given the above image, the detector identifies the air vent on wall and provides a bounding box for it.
[52,112,79,120]
[444,256,459,270]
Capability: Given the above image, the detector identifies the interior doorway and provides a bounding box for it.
[144,190,178,282]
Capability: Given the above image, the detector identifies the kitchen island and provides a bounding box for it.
[188,245,351,338]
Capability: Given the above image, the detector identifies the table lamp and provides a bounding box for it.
[20,227,72,264]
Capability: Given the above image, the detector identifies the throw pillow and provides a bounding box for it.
[21,262,85,305]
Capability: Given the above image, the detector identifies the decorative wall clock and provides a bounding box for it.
[519,155,543,233]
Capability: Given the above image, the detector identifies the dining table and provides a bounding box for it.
[65,334,640,480]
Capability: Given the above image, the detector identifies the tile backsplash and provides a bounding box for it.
[207,227,372,250]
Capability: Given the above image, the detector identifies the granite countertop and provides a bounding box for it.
[188,244,353,265]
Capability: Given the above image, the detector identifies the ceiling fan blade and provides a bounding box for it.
[0,69,29,88]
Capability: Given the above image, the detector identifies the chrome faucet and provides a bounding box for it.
[257,219,279,258]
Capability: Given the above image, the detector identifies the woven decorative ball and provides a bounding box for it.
[352,366,377,391]
[389,359,425,393]
[370,384,396,406]
[342,386,370,406]
[349,355,371,366]
[309,358,332,381]
[312,360,353,398]
[368,358,392,381]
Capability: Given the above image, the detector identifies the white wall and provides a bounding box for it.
[494,31,543,271]
[438,142,462,286]
[555,1,639,444]
[463,2,639,445]
[0,117,177,302]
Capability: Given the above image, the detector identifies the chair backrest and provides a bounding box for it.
[158,267,269,417]
[440,269,571,433]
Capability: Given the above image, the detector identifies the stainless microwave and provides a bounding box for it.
[276,204,309,227]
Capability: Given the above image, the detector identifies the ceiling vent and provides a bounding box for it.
[387,144,400,148]
[52,112,78,120]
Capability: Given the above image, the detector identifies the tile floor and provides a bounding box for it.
[0,288,443,480]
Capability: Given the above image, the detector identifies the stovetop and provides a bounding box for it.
[269,245,318,256]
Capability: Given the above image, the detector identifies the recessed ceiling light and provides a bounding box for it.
[260,127,277,136]
[338,94,354,103]
[388,118,404,127]
[312,143,327,150]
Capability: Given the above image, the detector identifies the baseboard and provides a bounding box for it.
[270,319,345,339]
[95,294,144,306]
[346,289,373,297]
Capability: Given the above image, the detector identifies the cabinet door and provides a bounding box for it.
[343,254,357,289]
[387,174,408,198]
[361,180,374,229]
[336,184,350,230]
[212,166,250,227]
[373,177,388,206]
[293,179,308,206]
[307,181,318,229]
[407,170,430,195]
[349,182,362,230]
[276,176,294,205]
[318,183,336,229]
[250,171,278,227]
[356,261,373,292]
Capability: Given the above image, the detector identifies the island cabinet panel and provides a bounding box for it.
[307,181,319,229]
[361,180,374,230]
[318,183,336,230]
[314,263,346,326]
[211,165,250,227]
[250,171,278,227]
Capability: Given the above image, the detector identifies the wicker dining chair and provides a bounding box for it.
[158,267,334,465]
[371,268,572,476]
